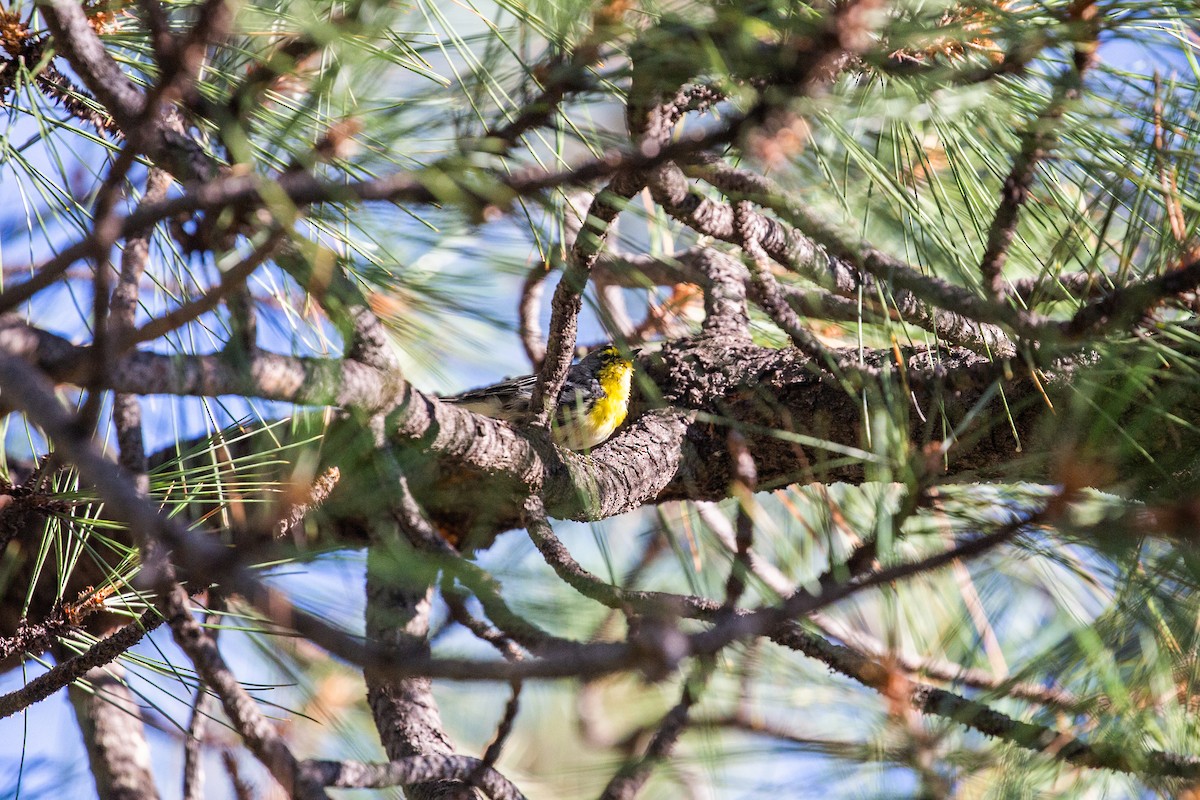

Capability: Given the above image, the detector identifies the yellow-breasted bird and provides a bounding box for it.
[444,345,635,450]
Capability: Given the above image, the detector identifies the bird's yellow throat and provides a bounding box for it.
[590,357,633,432]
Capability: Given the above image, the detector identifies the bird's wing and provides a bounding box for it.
[444,374,537,404]
[443,374,537,421]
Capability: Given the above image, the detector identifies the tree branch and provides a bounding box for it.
[39,0,218,181]
[0,608,162,719]
[68,661,161,800]
[597,664,710,800]
[300,755,525,799]
[680,158,1023,353]
[774,625,1200,779]
[531,174,643,425]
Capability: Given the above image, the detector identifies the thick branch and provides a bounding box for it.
[0,319,1131,538]
[365,551,472,800]
[69,663,161,800]
[301,755,525,799]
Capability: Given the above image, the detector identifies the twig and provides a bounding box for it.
[110,168,171,490]
[0,118,752,307]
[166,583,330,799]
[596,281,640,341]
[696,501,792,597]
[223,18,339,120]
[137,0,174,67]
[526,489,1042,671]
[518,260,550,369]
[1008,270,1110,305]
[183,602,224,800]
[736,200,876,384]
[0,609,76,662]
[695,714,923,765]
[0,608,163,719]
[483,52,596,150]
[530,174,642,426]
[978,44,1096,299]
[483,685,522,769]
[182,684,216,800]
[273,466,341,540]
[221,750,256,800]
[597,663,712,800]
[119,229,285,351]
[1061,254,1200,341]
[774,624,1200,778]
[721,430,757,610]
[78,141,144,433]
[680,158,1022,353]
[809,612,1085,711]
[441,587,524,767]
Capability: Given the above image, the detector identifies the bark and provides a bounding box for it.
[69,663,161,800]
[6,315,1195,558]
[364,547,481,799]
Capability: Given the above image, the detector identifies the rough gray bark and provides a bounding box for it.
[364,547,481,799]
[63,164,171,800]
[69,664,161,800]
[8,311,1193,549]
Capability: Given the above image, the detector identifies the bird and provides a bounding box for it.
[443,344,636,450]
